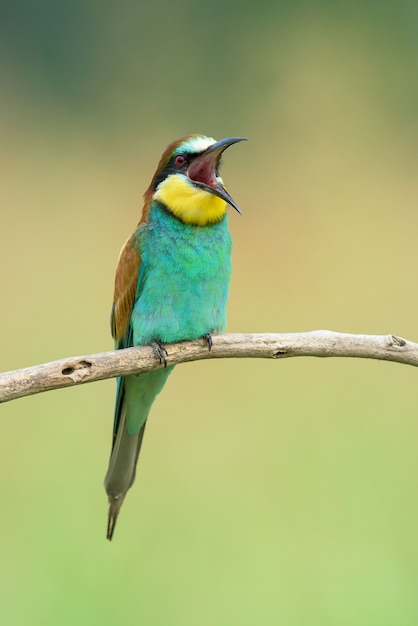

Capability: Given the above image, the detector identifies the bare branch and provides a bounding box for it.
[1,331,417,404]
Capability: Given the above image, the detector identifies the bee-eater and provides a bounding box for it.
[104,134,246,540]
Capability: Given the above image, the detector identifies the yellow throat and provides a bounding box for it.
[154,174,227,226]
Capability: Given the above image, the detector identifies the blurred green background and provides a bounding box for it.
[1,1,417,624]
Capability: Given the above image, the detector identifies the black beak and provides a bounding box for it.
[187,137,247,214]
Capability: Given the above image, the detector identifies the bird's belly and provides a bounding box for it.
[132,206,232,346]
[131,266,230,345]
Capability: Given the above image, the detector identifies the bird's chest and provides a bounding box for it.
[131,207,232,344]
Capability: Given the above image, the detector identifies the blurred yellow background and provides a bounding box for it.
[1,1,417,624]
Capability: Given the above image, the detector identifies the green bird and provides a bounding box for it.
[104,134,246,540]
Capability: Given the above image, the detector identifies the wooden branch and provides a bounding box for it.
[0,331,417,404]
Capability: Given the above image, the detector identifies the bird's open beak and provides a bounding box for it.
[187,137,247,214]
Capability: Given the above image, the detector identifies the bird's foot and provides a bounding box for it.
[203,333,213,352]
[151,340,168,367]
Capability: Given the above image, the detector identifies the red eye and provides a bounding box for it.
[174,154,186,167]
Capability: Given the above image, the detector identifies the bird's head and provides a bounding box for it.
[144,134,247,226]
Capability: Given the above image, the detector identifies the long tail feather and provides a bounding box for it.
[104,369,173,540]
[107,494,125,540]
[105,419,146,540]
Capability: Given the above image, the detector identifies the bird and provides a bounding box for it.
[104,134,246,540]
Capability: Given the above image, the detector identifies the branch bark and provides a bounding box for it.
[1,331,417,404]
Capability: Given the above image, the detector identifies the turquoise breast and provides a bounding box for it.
[131,202,232,346]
